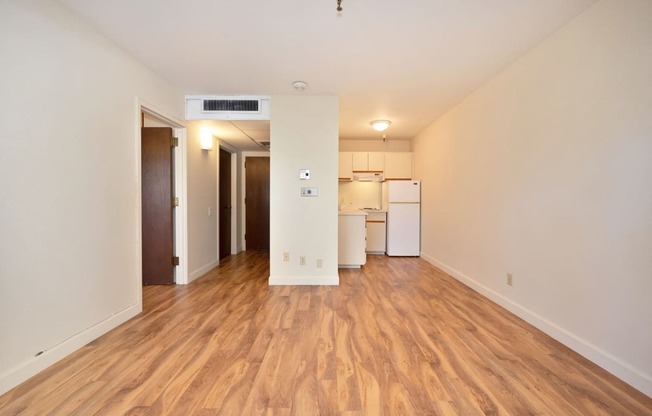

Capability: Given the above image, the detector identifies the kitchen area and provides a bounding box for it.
[338,151,420,268]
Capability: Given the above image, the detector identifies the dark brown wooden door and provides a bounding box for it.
[219,148,232,259]
[245,157,270,250]
[141,127,175,285]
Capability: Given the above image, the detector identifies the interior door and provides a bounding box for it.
[245,157,270,250]
[141,127,175,284]
[219,148,232,259]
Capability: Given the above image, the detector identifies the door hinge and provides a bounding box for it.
[171,197,179,207]
[244,234,246,241]
[171,137,179,147]
[172,256,180,266]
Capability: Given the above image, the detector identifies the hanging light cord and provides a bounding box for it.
[337,0,343,12]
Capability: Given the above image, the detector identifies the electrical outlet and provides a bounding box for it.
[283,252,290,262]
[300,256,306,266]
[507,273,513,286]
[316,258,323,268]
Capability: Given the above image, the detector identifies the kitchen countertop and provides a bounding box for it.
[338,209,368,216]
[362,208,387,213]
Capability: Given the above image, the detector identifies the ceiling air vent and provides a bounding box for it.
[203,99,259,112]
[186,95,270,120]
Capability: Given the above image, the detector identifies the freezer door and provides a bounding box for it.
[388,180,420,203]
[386,203,420,256]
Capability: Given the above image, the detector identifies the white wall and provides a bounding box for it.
[186,121,219,282]
[269,96,339,285]
[412,0,652,396]
[339,139,411,152]
[0,1,184,394]
[338,182,382,210]
[143,113,171,128]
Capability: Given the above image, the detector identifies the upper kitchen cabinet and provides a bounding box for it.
[352,152,384,172]
[338,151,353,181]
[384,152,413,180]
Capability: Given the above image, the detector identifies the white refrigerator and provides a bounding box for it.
[383,180,421,256]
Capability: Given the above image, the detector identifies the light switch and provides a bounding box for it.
[301,187,318,197]
[299,169,310,180]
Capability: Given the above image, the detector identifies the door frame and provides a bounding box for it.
[229,150,238,254]
[218,141,239,255]
[135,98,188,297]
[217,143,238,259]
[240,151,270,251]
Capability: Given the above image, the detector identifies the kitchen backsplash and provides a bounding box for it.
[338,181,382,209]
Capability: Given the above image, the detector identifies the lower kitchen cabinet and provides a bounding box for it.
[365,211,387,254]
[338,212,367,267]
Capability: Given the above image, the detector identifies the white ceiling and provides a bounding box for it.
[59,0,596,144]
[210,120,271,152]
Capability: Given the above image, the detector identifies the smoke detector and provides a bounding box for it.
[292,81,308,91]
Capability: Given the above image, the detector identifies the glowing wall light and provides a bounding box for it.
[200,128,213,151]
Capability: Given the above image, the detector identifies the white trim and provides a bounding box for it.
[230,152,238,254]
[218,139,238,154]
[174,127,189,285]
[216,141,239,254]
[269,275,340,286]
[136,98,189,285]
[0,303,140,396]
[189,259,220,283]
[216,142,221,265]
[216,142,240,256]
[420,252,652,398]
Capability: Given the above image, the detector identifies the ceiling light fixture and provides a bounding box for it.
[292,81,308,91]
[370,120,391,132]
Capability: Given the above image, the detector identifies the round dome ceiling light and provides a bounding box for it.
[292,81,308,91]
[370,120,391,132]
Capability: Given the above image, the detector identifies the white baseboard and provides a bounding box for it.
[420,252,652,398]
[188,259,220,284]
[0,303,141,396]
[269,275,340,286]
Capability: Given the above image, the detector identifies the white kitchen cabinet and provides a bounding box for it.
[352,152,384,172]
[368,152,385,171]
[338,152,353,181]
[365,211,386,254]
[338,211,367,267]
[384,152,413,180]
[352,153,367,171]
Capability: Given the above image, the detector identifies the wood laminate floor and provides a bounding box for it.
[1,252,651,415]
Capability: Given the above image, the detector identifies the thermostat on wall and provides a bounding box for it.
[299,169,310,180]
